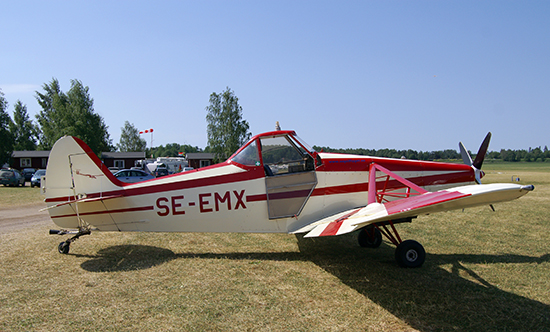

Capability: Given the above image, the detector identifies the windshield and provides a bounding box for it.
[260,135,314,175]
[293,135,316,154]
[0,170,12,178]
[231,140,260,166]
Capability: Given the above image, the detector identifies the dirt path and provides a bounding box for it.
[0,202,52,234]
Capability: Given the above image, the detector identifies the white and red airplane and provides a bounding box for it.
[44,129,534,267]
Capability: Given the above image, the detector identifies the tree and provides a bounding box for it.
[148,143,201,158]
[9,100,37,151]
[205,87,251,162]
[117,121,147,152]
[0,89,15,166]
[35,78,113,154]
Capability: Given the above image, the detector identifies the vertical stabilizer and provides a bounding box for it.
[45,136,123,229]
[45,136,121,202]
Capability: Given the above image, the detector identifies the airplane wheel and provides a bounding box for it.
[395,240,425,268]
[58,242,70,254]
[358,227,382,248]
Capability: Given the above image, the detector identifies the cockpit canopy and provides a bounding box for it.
[230,131,319,175]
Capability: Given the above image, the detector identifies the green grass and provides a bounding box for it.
[0,184,44,208]
[1,164,549,331]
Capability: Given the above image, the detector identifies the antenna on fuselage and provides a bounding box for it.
[276,121,281,131]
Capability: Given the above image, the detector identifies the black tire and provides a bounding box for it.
[58,242,70,254]
[395,240,425,268]
[358,227,382,248]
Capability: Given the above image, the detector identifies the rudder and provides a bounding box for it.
[44,136,122,229]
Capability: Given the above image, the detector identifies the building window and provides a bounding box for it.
[200,160,211,168]
[41,158,48,168]
[114,160,125,168]
[20,158,31,167]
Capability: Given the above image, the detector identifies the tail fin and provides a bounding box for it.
[44,136,122,219]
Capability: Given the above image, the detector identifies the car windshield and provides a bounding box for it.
[35,170,46,176]
[0,170,13,178]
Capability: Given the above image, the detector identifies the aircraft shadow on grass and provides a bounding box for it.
[77,244,303,273]
[294,234,550,332]
[77,235,550,332]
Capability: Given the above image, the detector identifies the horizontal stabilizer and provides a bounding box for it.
[40,194,124,211]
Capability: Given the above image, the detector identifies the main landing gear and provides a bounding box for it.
[358,220,425,268]
[50,228,91,254]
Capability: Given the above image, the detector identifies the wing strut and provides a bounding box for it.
[368,162,428,204]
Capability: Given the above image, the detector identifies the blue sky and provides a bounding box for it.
[1,1,549,152]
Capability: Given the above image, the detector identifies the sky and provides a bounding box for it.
[1,1,549,152]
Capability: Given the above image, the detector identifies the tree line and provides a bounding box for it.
[0,79,114,166]
[0,81,248,166]
[0,80,547,167]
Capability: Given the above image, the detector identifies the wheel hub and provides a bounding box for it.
[405,249,418,262]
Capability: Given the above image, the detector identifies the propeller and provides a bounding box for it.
[459,132,491,184]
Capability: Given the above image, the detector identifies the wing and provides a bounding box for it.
[293,183,534,238]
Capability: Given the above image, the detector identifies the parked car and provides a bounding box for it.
[182,167,194,172]
[114,169,155,183]
[31,169,46,188]
[0,169,25,187]
[21,168,36,181]
[108,167,120,174]
[154,167,170,178]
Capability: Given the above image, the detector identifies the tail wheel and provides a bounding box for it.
[358,227,382,248]
[395,240,425,268]
[58,242,70,254]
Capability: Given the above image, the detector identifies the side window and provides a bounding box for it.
[260,136,314,175]
[231,140,260,166]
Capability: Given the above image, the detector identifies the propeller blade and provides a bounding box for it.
[472,132,492,170]
[474,169,482,184]
[459,142,472,166]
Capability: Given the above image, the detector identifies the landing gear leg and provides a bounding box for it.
[52,228,91,255]
[364,221,426,268]
[358,226,382,248]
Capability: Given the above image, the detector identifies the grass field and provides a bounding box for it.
[0,183,44,208]
[1,163,549,331]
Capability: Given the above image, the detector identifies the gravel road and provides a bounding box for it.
[0,203,52,234]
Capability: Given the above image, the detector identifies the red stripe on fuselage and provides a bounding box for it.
[51,205,154,219]
[319,154,472,173]
[46,166,266,203]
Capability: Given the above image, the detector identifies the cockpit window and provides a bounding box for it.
[293,135,316,154]
[260,136,314,175]
[231,140,260,166]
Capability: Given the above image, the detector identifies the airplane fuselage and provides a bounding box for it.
[45,131,475,234]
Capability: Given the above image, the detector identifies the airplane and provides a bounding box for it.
[43,129,534,267]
